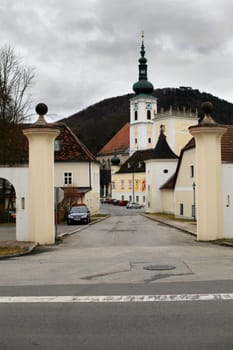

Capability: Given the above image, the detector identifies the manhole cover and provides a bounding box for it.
[144,265,176,271]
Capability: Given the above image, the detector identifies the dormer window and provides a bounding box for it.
[54,139,61,151]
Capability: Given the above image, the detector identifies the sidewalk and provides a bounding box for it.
[143,213,197,236]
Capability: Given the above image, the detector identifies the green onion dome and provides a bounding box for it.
[132,33,154,95]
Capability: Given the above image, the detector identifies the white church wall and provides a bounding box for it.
[145,160,177,213]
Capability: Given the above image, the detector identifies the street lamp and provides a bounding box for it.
[128,163,135,202]
[192,182,196,222]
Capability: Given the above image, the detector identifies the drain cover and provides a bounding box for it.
[144,265,176,271]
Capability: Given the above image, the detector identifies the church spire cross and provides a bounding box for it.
[132,33,154,95]
[141,31,144,44]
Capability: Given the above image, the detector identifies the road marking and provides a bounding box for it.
[0,293,233,303]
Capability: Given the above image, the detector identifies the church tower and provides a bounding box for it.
[130,32,157,155]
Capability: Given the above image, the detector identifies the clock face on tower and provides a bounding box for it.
[134,103,138,111]
[146,102,151,110]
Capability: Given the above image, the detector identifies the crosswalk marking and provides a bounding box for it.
[0,293,233,303]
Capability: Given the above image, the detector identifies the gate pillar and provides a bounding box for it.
[189,102,227,241]
[23,104,60,244]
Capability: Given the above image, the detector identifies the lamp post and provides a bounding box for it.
[128,163,134,202]
[132,171,135,202]
[192,182,196,222]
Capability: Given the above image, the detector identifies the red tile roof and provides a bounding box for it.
[55,123,96,162]
[0,122,97,165]
[221,125,233,162]
[97,123,129,155]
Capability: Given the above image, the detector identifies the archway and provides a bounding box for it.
[0,177,16,240]
[0,168,29,241]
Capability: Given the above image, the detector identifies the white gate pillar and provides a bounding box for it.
[23,104,60,244]
[189,102,227,241]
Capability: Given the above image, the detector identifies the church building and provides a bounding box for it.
[109,33,198,206]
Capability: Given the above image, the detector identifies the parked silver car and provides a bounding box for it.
[126,202,142,209]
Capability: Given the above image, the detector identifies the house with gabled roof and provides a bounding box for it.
[0,121,100,232]
[160,124,233,238]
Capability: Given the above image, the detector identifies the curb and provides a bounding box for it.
[142,213,197,236]
[0,242,38,259]
[57,216,109,238]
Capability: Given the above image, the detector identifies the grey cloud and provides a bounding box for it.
[1,0,233,118]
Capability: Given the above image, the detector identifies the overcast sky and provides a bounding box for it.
[1,0,233,121]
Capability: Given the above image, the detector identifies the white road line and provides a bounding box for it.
[0,293,233,303]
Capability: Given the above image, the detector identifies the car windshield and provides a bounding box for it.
[70,206,87,213]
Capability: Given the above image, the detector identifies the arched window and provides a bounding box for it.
[135,138,137,144]
[147,110,151,120]
[134,111,138,120]
[148,138,151,144]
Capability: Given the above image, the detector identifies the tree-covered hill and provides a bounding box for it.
[62,87,233,155]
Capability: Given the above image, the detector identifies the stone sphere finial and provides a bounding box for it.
[201,101,213,116]
[200,101,216,126]
[35,103,48,116]
[35,103,48,126]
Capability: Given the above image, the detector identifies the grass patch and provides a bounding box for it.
[214,239,233,246]
[91,213,110,218]
[0,246,28,256]
[150,212,194,222]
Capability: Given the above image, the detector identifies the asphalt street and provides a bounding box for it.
[0,204,233,349]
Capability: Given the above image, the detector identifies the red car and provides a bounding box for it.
[118,200,128,206]
[107,198,114,204]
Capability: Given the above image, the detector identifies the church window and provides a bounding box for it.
[147,110,151,120]
[190,165,194,178]
[180,203,184,215]
[21,197,25,209]
[148,137,151,144]
[135,138,137,144]
[134,111,138,120]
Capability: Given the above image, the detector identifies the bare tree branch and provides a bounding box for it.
[0,45,35,123]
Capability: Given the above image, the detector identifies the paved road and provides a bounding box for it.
[1,212,232,285]
[0,206,233,349]
[1,300,233,350]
